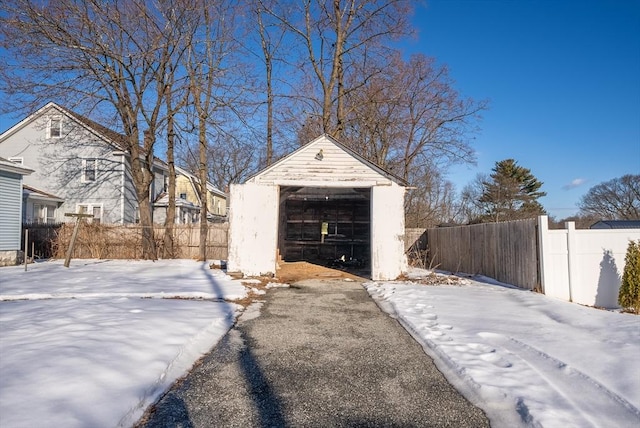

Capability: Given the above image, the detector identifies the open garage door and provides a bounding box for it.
[278,186,371,272]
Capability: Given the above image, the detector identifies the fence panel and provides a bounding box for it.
[538,217,640,308]
[22,223,63,259]
[53,223,229,260]
[426,218,539,290]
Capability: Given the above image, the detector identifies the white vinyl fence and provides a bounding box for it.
[538,216,640,308]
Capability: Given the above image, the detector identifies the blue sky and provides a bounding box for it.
[408,0,640,219]
[1,1,638,220]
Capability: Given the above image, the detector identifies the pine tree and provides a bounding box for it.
[478,159,547,222]
[619,240,640,314]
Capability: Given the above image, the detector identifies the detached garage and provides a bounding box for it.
[228,134,407,280]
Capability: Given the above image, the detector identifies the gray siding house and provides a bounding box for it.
[0,103,168,224]
[0,157,33,265]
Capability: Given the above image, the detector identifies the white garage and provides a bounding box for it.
[227,134,407,280]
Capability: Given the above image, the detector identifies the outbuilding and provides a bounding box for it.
[227,134,407,280]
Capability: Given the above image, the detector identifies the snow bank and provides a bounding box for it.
[0,259,247,427]
[365,271,640,427]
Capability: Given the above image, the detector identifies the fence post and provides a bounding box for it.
[63,213,93,267]
[536,215,549,294]
[24,229,28,271]
[565,221,577,302]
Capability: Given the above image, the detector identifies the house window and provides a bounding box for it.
[8,157,23,165]
[77,204,102,224]
[47,117,62,139]
[82,158,97,182]
[179,193,187,199]
[92,206,102,224]
[33,204,56,224]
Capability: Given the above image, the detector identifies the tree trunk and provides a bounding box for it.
[163,108,177,258]
[130,132,157,260]
[198,114,208,262]
[266,54,273,166]
[139,194,157,259]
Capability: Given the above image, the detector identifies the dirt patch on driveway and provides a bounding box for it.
[275,261,367,283]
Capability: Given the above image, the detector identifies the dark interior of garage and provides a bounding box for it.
[278,187,371,271]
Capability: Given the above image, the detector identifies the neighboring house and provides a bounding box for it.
[22,185,65,224]
[153,192,200,225]
[590,220,640,229]
[0,157,33,266]
[174,166,227,221]
[0,102,168,224]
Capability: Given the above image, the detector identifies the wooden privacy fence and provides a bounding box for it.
[54,223,229,260]
[423,218,539,290]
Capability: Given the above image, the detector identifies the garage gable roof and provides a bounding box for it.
[248,134,407,187]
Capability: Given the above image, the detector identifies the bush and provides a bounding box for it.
[618,240,640,314]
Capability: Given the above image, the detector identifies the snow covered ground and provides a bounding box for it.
[1,260,638,428]
[0,259,248,428]
[365,271,640,428]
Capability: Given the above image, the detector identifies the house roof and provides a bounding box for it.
[0,102,127,152]
[0,157,34,175]
[22,184,65,203]
[153,192,198,209]
[61,105,129,151]
[590,220,640,229]
[247,134,408,186]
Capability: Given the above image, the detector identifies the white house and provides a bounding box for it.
[0,157,33,266]
[227,134,407,280]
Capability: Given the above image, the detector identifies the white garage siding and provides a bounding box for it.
[371,185,408,280]
[227,182,279,276]
[250,137,395,186]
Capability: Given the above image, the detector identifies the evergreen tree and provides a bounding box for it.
[478,159,546,222]
[619,240,640,314]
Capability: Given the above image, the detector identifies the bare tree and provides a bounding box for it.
[180,1,248,260]
[456,174,489,224]
[578,174,640,220]
[404,166,458,228]
[252,0,289,166]
[179,133,258,192]
[343,53,485,179]
[162,62,189,258]
[0,0,191,259]
[262,0,413,138]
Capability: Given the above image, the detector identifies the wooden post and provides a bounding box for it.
[24,229,28,271]
[63,213,94,268]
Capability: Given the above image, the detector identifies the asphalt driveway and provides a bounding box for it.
[137,278,490,427]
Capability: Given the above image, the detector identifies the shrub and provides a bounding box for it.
[618,240,640,314]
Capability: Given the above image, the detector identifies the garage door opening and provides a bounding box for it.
[278,186,371,275]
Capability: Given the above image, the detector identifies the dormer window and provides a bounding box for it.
[47,117,62,138]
